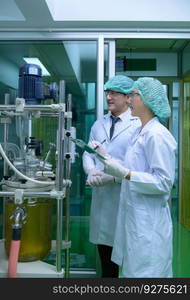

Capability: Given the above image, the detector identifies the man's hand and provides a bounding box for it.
[86,168,114,186]
[88,141,109,157]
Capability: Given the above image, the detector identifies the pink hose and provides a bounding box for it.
[8,240,20,278]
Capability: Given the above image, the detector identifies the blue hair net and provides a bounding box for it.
[132,77,171,119]
[104,75,134,95]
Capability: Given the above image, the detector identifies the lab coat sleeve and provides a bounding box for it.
[129,133,177,195]
[82,151,96,174]
[82,125,97,174]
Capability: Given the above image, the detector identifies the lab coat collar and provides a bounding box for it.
[102,108,137,140]
[137,116,159,136]
[130,117,159,146]
[106,108,137,121]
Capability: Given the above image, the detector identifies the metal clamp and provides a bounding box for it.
[65,130,71,137]
[51,103,65,112]
[62,240,72,249]
[63,179,72,188]
[50,189,65,199]
[65,111,72,119]
[15,98,25,112]
[14,189,24,204]
[64,152,71,159]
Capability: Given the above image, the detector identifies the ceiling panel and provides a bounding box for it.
[0,0,25,21]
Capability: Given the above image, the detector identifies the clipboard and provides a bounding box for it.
[70,138,106,161]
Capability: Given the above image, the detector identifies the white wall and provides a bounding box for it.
[116,52,177,77]
[46,0,190,22]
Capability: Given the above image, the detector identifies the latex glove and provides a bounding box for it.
[86,168,103,186]
[86,169,114,187]
[96,172,114,186]
[88,141,109,157]
[87,174,103,186]
[104,157,129,179]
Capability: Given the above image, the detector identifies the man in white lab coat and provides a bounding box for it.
[82,75,140,277]
[92,77,177,277]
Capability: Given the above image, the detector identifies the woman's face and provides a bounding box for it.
[127,90,147,117]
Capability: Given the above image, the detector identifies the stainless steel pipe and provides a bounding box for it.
[64,93,72,278]
[55,80,65,274]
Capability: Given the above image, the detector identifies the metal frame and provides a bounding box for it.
[97,36,104,119]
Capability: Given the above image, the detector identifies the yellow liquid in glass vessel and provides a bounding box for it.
[4,198,52,262]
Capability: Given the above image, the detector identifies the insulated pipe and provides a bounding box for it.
[8,233,21,278]
[8,207,25,278]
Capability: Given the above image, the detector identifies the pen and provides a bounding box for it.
[94,139,106,150]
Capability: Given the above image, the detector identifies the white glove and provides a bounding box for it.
[104,157,129,179]
[86,168,114,187]
[86,168,103,186]
[88,141,109,157]
[97,172,114,186]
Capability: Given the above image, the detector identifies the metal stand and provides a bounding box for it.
[0,80,72,277]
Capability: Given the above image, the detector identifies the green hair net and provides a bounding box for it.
[104,75,134,95]
[132,77,171,119]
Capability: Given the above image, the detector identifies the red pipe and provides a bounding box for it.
[8,239,21,278]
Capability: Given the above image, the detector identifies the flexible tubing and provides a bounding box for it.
[8,240,20,278]
[1,142,21,159]
[0,144,54,186]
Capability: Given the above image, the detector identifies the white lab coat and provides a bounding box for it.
[111,117,177,277]
[83,109,140,246]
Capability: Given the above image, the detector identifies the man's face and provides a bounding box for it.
[105,90,129,116]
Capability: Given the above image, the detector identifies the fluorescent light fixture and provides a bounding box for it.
[23,57,50,76]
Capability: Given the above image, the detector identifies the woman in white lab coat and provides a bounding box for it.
[93,77,177,277]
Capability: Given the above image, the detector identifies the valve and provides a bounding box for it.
[10,207,27,229]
